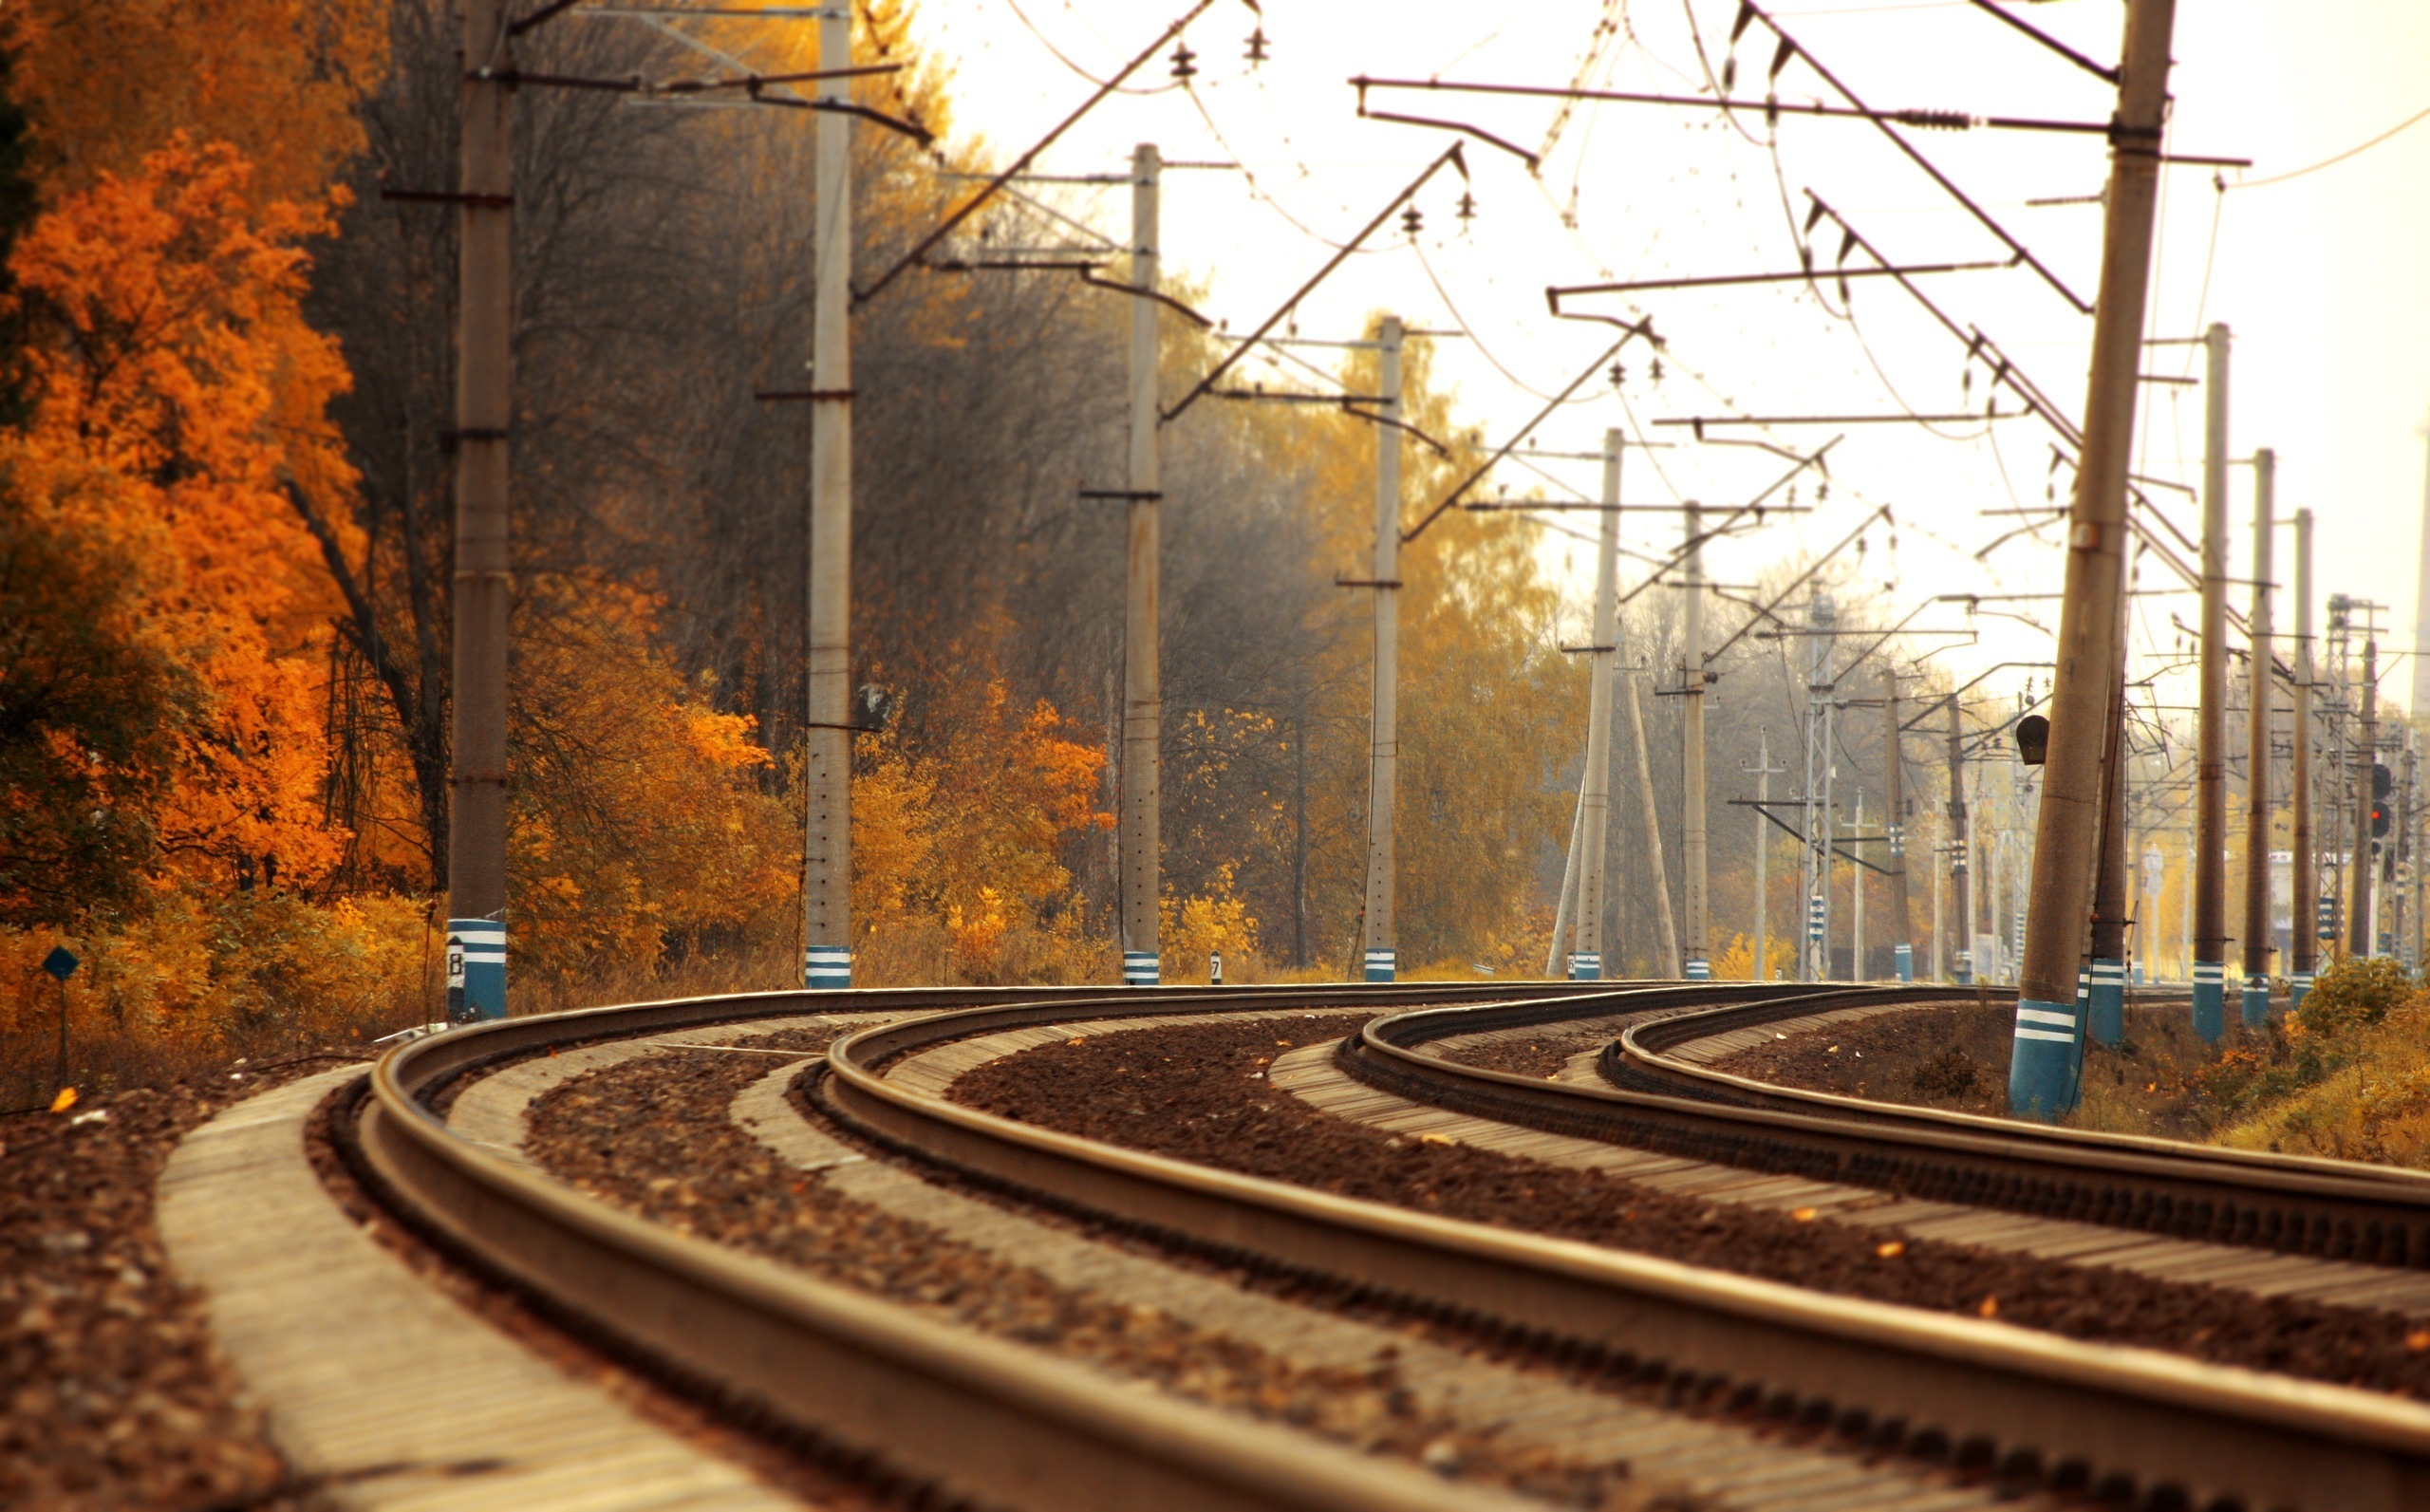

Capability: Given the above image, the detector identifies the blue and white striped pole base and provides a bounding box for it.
[2008,986,2083,1122]
[445,918,507,1023]
[1123,950,1160,987]
[2290,972,2313,1013]
[804,944,851,991]
[1569,951,1601,981]
[1364,947,1395,983]
[1893,943,1913,982]
[2240,973,2271,1029]
[1683,957,1709,980]
[2087,957,2125,1047]
[2191,961,2225,1043]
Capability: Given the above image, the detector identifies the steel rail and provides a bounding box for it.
[814,983,2430,1511]
[1617,990,2430,1191]
[348,980,1593,1512]
[1348,987,2430,1266]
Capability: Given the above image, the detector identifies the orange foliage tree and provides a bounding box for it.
[3,135,355,894]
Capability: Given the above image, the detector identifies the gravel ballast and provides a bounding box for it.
[523,1032,1671,1509]
[948,1014,2430,1399]
[1,1056,356,1511]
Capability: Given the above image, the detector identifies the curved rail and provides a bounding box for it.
[346,980,1596,1512]
[817,984,2430,1512]
[338,979,2430,1511]
[1347,985,2430,1267]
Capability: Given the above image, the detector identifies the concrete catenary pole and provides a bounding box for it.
[801,7,858,991]
[2290,508,2316,1006]
[1750,730,1781,981]
[2242,449,2276,1024]
[445,0,514,1021]
[1624,662,1682,977]
[1568,427,1623,980]
[1850,791,1865,978]
[1361,315,1406,981]
[2009,0,2178,1118]
[1947,698,1971,986]
[1681,505,1710,979]
[2087,607,2131,1053]
[1883,673,1914,980]
[2192,323,2233,1038]
[1120,142,1163,986]
[2352,632,2380,959]
[2410,423,2430,721]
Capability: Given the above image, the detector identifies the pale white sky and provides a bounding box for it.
[912,0,2430,719]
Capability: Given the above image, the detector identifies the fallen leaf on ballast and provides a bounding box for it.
[1418,1132,1455,1146]
[1978,1296,1999,1319]
[1790,1207,1819,1223]
[1067,1037,1087,1047]
[1876,1241,1905,1259]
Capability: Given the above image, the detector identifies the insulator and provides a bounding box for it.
[1400,205,1423,237]
[1609,363,1626,388]
[1649,357,1665,385]
[1244,28,1268,65]
[1895,108,1971,132]
[1722,51,1738,93]
[1456,191,1477,222]
[1169,42,1198,81]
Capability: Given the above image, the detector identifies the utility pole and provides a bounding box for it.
[801,6,858,991]
[445,0,514,1021]
[2192,323,2233,1040]
[1882,672,1914,981]
[2290,508,2316,1007]
[1681,504,1711,979]
[1120,142,1162,986]
[1947,697,1972,985]
[1361,315,1406,981]
[2352,628,2380,959]
[1747,731,1786,981]
[2010,0,2178,1118]
[2242,449,2276,1024]
[1568,426,1622,980]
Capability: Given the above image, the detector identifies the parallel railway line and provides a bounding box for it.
[284,980,2430,1511]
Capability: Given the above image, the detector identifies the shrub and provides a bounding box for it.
[2292,955,2421,1041]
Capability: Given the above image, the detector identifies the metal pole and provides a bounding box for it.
[2290,508,2316,1007]
[445,0,514,1021]
[1120,142,1163,986]
[1569,427,1622,980]
[2011,0,2178,1117]
[1883,673,1914,981]
[2352,632,2379,958]
[2242,449,2276,1023]
[801,6,857,991]
[2192,323,2233,1037]
[1932,807,1945,981]
[1361,314,1405,982]
[1681,504,1710,979]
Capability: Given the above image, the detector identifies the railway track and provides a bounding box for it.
[308,979,2430,1511]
